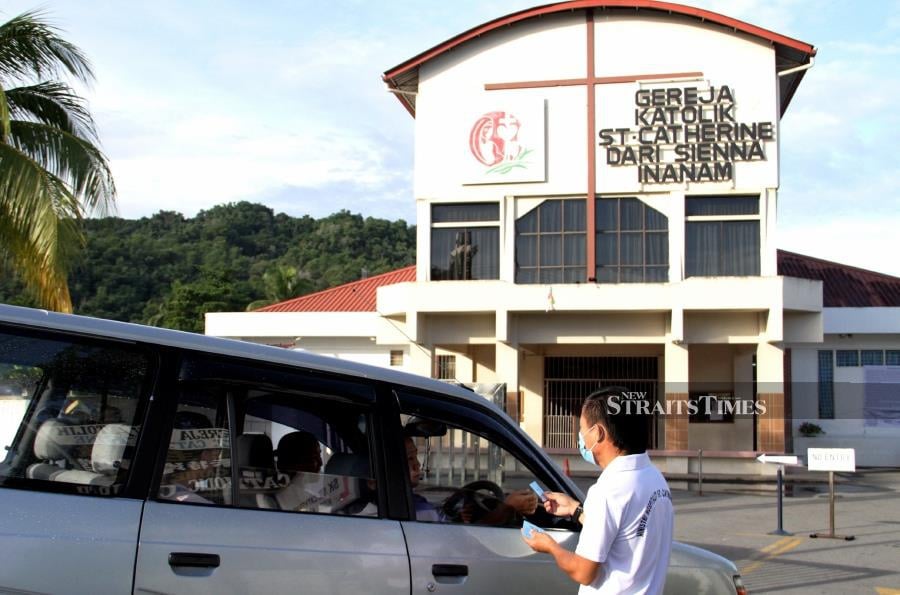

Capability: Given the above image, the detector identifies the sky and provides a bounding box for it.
[3,0,899,276]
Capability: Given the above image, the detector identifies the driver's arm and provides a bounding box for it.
[471,489,538,525]
[504,489,539,515]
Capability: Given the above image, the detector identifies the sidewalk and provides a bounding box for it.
[571,469,900,593]
[674,470,900,594]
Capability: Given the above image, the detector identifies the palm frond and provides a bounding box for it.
[0,140,82,245]
[0,142,80,312]
[0,212,78,313]
[8,120,115,216]
[0,10,113,313]
[0,85,10,141]
[0,10,93,84]
[246,299,274,311]
[6,81,97,141]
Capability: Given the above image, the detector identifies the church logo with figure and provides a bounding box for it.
[463,99,546,185]
[468,111,533,175]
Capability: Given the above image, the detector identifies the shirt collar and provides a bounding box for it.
[603,452,650,473]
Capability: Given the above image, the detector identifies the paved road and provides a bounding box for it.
[571,469,900,593]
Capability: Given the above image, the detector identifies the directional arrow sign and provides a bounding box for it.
[757,454,800,466]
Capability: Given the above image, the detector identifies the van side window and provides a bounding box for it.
[158,389,231,505]
[156,367,379,517]
[0,328,152,496]
[402,414,541,527]
[395,391,580,532]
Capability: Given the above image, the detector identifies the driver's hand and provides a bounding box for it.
[543,491,580,517]
[504,489,538,515]
[460,502,475,524]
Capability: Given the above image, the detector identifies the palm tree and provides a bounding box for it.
[0,10,115,312]
[246,265,314,311]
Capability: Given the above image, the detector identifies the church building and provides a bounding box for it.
[207,1,900,471]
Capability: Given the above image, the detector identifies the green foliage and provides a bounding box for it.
[0,201,416,332]
[798,422,825,437]
[0,363,43,396]
[246,265,314,311]
[145,270,251,333]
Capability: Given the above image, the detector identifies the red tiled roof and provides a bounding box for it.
[777,250,900,307]
[255,266,416,313]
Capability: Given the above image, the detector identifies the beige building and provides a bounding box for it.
[207,1,900,471]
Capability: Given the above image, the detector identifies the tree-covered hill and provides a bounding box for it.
[0,202,416,332]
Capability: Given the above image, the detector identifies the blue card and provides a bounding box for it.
[522,519,545,539]
[529,480,548,502]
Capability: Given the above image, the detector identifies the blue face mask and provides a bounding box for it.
[578,425,598,466]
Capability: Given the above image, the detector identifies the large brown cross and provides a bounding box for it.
[484,9,702,279]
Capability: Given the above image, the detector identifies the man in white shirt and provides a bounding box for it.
[523,387,673,594]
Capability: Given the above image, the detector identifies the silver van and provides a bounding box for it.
[0,304,744,594]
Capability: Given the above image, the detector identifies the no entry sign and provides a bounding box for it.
[807,448,856,472]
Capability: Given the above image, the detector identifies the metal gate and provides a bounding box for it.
[543,357,659,449]
[422,382,513,487]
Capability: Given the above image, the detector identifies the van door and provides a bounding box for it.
[393,390,581,594]
[0,326,155,595]
[133,358,409,595]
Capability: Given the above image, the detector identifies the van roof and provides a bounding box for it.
[0,304,494,411]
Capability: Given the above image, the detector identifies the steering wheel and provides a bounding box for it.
[441,480,505,523]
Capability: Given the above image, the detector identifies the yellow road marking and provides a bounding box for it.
[875,588,900,595]
[759,536,793,554]
[770,537,803,556]
[740,536,803,575]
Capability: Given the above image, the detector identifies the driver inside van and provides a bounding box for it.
[275,430,378,515]
[274,431,327,512]
[276,431,322,475]
[405,436,538,524]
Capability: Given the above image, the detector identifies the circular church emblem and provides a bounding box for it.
[469,111,532,174]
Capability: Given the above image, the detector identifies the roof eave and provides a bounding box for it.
[382,0,816,118]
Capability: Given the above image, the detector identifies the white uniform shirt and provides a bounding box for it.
[575,452,673,595]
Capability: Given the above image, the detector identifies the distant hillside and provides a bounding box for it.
[0,202,416,332]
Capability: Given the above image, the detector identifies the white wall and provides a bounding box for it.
[290,338,413,374]
[594,13,779,194]
[790,333,900,466]
[684,312,761,344]
[516,312,667,344]
[206,311,412,345]
[784,311,823,343]
[379,277,817,318]
[824,308,900,334]
[427,313,496,345]
[415,12,586,200]
[415,12,778,199]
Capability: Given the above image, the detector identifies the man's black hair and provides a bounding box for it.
[581,386,650,455]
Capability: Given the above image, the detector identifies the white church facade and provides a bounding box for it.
[207,1,900,470]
